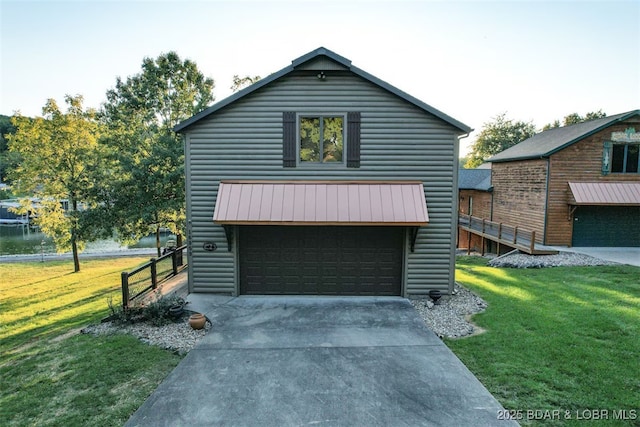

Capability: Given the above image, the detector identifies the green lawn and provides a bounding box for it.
[0,258,183,427]
[2,256,638,426]
[449,256,640,426]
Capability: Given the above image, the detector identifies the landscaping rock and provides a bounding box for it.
[82,313,211,355]
[488,251,618,268]
[410,283,488,339]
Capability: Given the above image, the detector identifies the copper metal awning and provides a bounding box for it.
[568,182,640,206]
[213,181,429,226]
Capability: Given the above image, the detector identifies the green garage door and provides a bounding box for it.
[572,206,640,247]
[239,226,404,295]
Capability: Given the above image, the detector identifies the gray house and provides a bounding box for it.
[175,47,471,296]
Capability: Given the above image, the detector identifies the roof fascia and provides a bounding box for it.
[174,64,294,132]
[291,47,352,68]
[543,111,640,157]
[175,46,474,134]
[488,110,640,163]
[350,65,472,134]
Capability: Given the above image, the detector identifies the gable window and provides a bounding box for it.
[602,141,640,175]
[300,116,344,163]
[283,112,360,168]
[610,143,639,173]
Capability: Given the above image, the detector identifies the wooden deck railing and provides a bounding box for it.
[458,214,557,255]
[121,245,187,309]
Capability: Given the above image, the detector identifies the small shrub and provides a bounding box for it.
[106,295,185,326]
[107,296,139,324]
[141,296,185,326]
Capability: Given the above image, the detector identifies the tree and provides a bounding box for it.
[230,74,261,92]
[458,156,469,169]
[542,110,606,130]
[0,114,18,183]
[101,52,215,256]
[465,113,536,168]
[7,95,105,272]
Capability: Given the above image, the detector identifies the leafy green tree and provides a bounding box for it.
[465,113,536,168]
[542,110,606,130]
[101,51,215,256]
[458,156,469,169]
[7,96,105,272]
[0,114,18,183]
[230,75,261,92]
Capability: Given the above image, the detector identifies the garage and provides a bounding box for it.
[572,206,640,247]
[213,181,429,296]
[239,226,404,295]
[569,182,640,247]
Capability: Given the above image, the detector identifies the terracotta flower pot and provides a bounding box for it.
[188,313,206,330]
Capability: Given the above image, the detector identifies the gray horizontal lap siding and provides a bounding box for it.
[185,71,458,295]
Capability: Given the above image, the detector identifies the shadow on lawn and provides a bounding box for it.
[1,286,122,359]
[456,259,640,325]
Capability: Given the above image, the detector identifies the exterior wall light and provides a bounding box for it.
[429,290,442,305]
[317,72,326,80]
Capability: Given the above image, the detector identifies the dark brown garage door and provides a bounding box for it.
[239,226,403,295]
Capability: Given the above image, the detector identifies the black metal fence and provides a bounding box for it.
[121,245,187,309]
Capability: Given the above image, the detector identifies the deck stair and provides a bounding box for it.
[458,214,558,255]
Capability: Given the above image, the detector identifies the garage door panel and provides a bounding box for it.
[239,226,403,295]
[573,206,640,247]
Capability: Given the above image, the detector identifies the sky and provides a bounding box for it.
[1,0,639,155]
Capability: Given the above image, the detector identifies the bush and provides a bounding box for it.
[107,295,185,326]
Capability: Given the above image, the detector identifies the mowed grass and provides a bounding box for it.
[449,256,640,426]
[0,258,183,426]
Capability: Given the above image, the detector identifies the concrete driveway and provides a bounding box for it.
[126,296,517,426]
[554,247,640,267]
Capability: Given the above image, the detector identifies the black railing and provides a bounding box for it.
[121,245,187,309]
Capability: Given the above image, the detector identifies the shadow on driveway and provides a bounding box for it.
[126,296,517,427]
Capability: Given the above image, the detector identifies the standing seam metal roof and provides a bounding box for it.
[174,47,472,134]
[213,181,429,225]
[568,182,640,205]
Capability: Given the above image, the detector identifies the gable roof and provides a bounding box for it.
[174,47,472,134]
[458,169,492,191]
[487,110,640,163]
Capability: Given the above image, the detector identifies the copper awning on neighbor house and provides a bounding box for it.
[213,181,429,226]
[568,182,640,206]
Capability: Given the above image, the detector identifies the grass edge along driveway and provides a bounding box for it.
[0,258,183,427]
[448,256,639,426]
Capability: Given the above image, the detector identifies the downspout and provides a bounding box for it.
[542,156,551,245]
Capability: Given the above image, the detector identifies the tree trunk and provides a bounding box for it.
[71,199,80,272]
[71,237,80,272]
[155,224,161,258]
[176,233,184,266]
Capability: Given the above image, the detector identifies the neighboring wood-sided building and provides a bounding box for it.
[174,47,471,296]
[457,168,492,252]
[487,110,640,247]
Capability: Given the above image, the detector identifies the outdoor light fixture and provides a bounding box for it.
[317,71,326,80]
[429,290,442,305]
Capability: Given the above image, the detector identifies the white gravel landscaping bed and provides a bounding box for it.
[83,251,617,350]
[410,283,488,339]
[82,314,211,355]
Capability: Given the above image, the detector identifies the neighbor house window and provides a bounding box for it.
[299,116,344,163]
[610,143,639,173]
[283,112,360,168]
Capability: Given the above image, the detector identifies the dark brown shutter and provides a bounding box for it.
[283,112,296,167]
[347,112,361,168]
